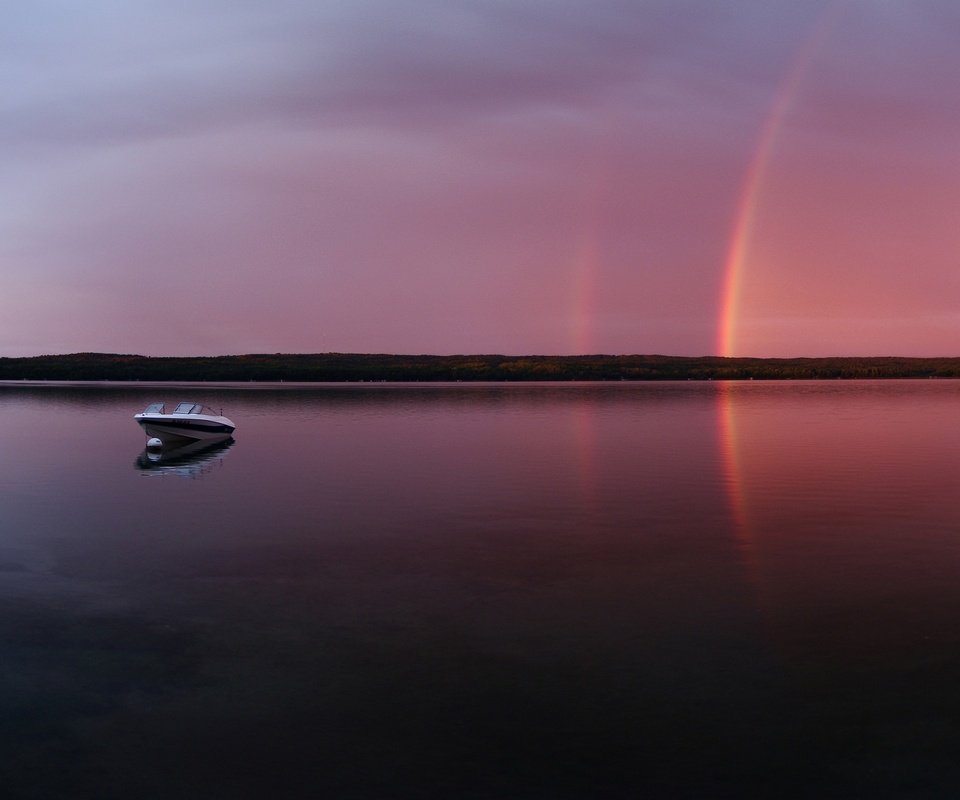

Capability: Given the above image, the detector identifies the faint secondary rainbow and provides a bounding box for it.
[718,5,841,357]
[572,233,599,353]
[571,150,612,354]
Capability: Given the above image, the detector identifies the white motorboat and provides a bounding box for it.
[134,402,236,445]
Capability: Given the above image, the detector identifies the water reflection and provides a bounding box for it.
[134,437,234,478]
[717,382,763,598]
[717,379,960,619]
[4,381,960,797]
[715,379,960,793]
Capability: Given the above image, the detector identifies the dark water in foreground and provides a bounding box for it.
[3,380,960,798]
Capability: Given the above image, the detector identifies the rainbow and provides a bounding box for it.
[572,234,599,353]
[717,5,841,357]
[571,156,610,354]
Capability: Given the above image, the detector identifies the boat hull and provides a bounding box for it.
[136,415,235,444]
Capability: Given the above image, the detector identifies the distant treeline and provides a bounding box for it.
[4,352,960,381]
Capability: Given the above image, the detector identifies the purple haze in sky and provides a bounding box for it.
[4,1,960,357]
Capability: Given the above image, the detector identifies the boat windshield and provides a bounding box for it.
[143,402,164,414]
[174,402,203,415]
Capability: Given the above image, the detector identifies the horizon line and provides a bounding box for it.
[6,352,960,361]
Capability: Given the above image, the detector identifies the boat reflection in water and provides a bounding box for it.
[135,437,235,479]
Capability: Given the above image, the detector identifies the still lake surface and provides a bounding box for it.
[3,379,960,798]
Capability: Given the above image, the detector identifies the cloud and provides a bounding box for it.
[3,1,813,149]
[6,0,959,357]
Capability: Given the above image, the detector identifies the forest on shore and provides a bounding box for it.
[3,352,960,381]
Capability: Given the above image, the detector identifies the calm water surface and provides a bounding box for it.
[2,380,960,798]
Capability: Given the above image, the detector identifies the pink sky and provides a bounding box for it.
[4,1,960,357]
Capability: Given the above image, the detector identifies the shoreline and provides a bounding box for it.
[4,353,960,381]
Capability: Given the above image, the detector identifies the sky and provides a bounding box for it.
[4,0,960,358]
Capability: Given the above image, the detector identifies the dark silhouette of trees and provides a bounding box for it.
[2,352,960,381]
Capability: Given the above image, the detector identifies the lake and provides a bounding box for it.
[2,380,960,798]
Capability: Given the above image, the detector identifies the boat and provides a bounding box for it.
[134,402,236,445]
